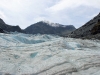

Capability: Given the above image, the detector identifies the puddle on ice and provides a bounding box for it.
[14,55,20,59]
[30,52,38,58]
[42,55,52,60]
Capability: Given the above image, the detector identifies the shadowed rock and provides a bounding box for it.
[69,13,100,38]
[0,18,24,33]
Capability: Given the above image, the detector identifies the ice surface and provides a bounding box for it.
[0,33,100,75]
[30,52,38,58]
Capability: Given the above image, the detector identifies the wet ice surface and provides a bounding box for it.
[0,33,100,75]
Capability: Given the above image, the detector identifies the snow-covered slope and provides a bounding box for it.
[41,20,65,27]
[0,33,100,75]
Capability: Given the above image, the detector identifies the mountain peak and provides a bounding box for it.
[25,21,76,36]
[39,20,63,27]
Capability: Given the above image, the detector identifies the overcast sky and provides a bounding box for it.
[0,0,100,29]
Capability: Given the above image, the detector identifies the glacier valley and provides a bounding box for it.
[0,33,100,75]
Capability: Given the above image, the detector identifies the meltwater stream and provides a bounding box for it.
[0,33,100,75]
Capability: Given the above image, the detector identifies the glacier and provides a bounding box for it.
[0,33,100,75]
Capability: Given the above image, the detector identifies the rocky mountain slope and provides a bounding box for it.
[91,20,100,35]
[0,18,76,36]
[0,28,5,33]
[0,18,23,33]
[70,13,100,38]
[24,21,76,36]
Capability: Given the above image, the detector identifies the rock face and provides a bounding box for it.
[70,13,100,38]
[0,18,23,33]
[24,21,76,36]
[0,18,5,24]
[0,27,5,33]
[91,20,100,35]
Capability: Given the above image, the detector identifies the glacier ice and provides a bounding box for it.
[0,33,100,75]
[30,52,38,58]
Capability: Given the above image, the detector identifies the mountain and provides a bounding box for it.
[69,13,100,39]
[0,18,23,33]
[0,18,76,35]
[24,21,76,36]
